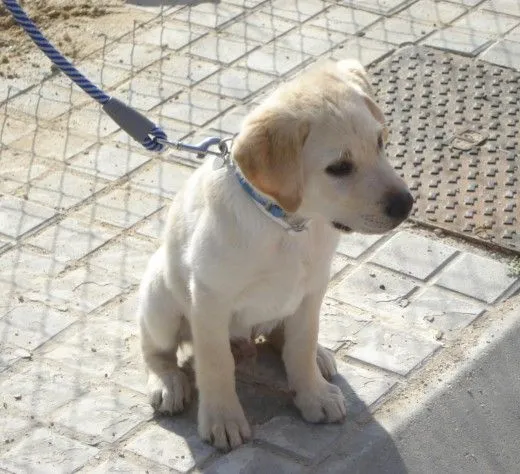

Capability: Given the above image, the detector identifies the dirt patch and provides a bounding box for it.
[0,1,156,87]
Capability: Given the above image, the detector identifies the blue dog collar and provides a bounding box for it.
[224,158,310,234]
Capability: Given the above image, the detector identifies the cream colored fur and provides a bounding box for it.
[137,59,411,451]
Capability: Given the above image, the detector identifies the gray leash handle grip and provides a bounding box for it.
[102,97,159,145]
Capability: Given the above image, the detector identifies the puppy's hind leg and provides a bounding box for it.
[267,324,338,380]
[138,249,191,415]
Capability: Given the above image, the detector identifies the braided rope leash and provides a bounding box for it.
[2,0,167,151]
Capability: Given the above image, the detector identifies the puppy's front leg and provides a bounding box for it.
[283,292,347,423]
[190,291,251,450]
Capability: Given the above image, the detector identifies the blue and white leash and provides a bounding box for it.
[3,0,308,233]
[1,0,227,158]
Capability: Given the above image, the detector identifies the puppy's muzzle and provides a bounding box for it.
[385,190,414,222]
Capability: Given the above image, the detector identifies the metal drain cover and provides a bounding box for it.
[370,46,519,253]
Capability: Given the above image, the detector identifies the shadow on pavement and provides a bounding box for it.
[151,343,408,472]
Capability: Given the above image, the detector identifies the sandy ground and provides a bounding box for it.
[0,0,158,88]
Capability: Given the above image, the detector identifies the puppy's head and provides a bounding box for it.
[232,59,412,234]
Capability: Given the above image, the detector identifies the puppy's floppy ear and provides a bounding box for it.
[336,59,388,140]
[232,108,309,213]
[363,94,389,141]
[336,59,374,96]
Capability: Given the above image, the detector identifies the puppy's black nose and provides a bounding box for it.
[385,191,413,220]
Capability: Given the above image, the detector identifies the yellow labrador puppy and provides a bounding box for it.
[137,59,413,450]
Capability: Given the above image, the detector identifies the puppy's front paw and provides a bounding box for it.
[294,380,347,423]
[198,397,251,451]
[148,370,192,415]
[316,345,337,380]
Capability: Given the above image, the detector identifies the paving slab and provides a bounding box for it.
[266,0,328,22]
[308,5,379,34]
[8,127,93,163]
[364,17,436,44]
[125,421,215,473]
[51,387,152,443]
[422,28,492,55]
[0,414,32,444]
[0,196,56,239]
[222,11,297,44]
[343,0,412,14]
[0,427,98,474]
[205,446,303,474]
[68,143,151,181]
[333,359,399,412]
[189,32,261,65]
[255,415,345,461]
[480,39,520,69]
[436,252,519,303]
[329,36,395,66]
[396,0,467,23]
[330,265,418,315]
[0,362,86,417]
[158,89,234,127]
[25,168,107,211]
[0,302,77,351]
[318,298,370,351]
[129,160,193,198]
[198,67,275,100]
[144,54,221,88]
[26,264,132,312]
[135,21,208,51]
[401,286,486,334]
[27,217,118,263]
[0,344,32,373]
[169,2,244,28]
[0,149,53,194]
[369,231,457,280]
[74,186,163,229]
[41,316,135,377]
[346,321,441,375]
[482,0,520,17]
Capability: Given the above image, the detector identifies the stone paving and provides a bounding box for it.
[1,0,520,472]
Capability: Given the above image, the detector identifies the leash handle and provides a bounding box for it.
[102,98,167,152]
[2,0,167,152]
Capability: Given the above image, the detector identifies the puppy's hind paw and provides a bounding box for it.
[316,344,337,380]
[148,369,192,415]
[295,380,347,423]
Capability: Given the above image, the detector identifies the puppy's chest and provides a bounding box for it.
[234,236,329,324]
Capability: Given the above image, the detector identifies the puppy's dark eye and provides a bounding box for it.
[377,133,384,150]
[325,160,354,177]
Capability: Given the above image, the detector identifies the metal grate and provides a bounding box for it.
[371,46,519,254]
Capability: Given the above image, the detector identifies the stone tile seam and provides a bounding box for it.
[476,41,520,73]
[501,279,520,301]
[424,251,519,305]
[327,287,488,345]
[244,438,315,466]
[367,247,461,283]
[1,154,172,250]
[363,247,506,308]
[481,5,520,19]
[336,349,407,380]
[85,448,182,474]
[342,0,417,17]
[0,402,150,469]
[421,20,519,45]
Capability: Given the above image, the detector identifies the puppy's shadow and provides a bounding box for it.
[153,343,407,472]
